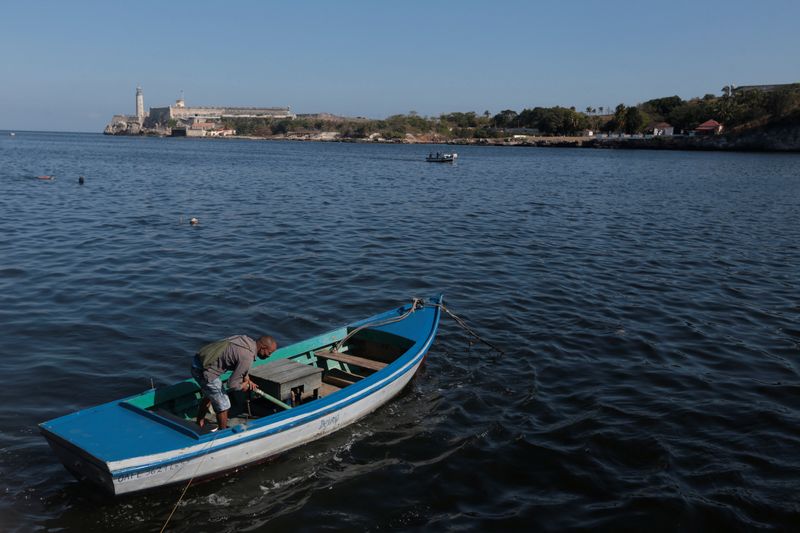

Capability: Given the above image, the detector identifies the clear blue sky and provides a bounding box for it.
[2,0,798,132]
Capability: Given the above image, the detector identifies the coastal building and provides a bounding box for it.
[732,83,799,94]
[506,127,540,136]
[105,86,294,135]
[695,119,723,135]
[147,95,295,126]
[136,86,145,125]
[650,122,674,136]
[175,120,237,137]
[208,128,236,137]
[104,86,148,134]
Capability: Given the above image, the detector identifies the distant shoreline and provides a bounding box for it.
[163,132,800,153]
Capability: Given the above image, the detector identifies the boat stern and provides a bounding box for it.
[39,426,116,494]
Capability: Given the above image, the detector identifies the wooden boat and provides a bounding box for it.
[40,296,443,495]
[425,152,457,163]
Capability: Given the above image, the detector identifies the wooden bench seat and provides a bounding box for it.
[323,374,357,389]
[315,350,388,372]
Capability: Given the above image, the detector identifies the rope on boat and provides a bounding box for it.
[330,297,504,356]
[160,431,220,533]
[329,297,424,353]
[427,301,505,355]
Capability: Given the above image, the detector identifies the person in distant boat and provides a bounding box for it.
[191,335,277,430]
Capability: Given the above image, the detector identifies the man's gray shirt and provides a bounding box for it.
[201,335,257,391]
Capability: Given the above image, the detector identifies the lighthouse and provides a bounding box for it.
[136,85,145,125]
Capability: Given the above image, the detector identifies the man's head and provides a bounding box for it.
[256,336,278,359]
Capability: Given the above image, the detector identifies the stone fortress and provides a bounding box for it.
[104,86,296,136]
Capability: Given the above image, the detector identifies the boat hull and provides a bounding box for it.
[43,434,116,493]
[425,153,457,163]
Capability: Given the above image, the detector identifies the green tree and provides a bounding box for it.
[668,101,709,131]
[641,96,684,120]
[766,87,800,116]
[711,95,736,125]
[610,103,627,132]
[491,109,519,128]
[442,112,479,128]
[623,107,648,133]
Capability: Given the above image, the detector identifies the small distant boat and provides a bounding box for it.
[37,175,55,180]
[40,296,443,495]
[9,132,15,136]
[426,152,457,163]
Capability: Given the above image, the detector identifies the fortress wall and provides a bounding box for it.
[173,107,295,119]
[148,107,172,124]
[146,105,295,125]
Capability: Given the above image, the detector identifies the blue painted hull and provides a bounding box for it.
[40,296,442,495]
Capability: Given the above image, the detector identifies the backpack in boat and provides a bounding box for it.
[196,338,231,369]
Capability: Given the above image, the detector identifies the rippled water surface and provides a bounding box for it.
[1,132,799,531]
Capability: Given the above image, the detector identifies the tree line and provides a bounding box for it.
[221,84,800,139]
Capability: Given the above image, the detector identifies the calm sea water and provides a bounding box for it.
[0,132,798,531]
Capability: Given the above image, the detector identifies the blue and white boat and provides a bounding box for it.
[425,152,457,163]
[40,296,443,495]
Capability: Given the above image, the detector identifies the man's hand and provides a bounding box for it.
[244,377,258,392]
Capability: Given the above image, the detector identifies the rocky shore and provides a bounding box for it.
[106,124,800,153]
[581,124,800,152]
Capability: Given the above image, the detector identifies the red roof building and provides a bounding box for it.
[695,119,723,135]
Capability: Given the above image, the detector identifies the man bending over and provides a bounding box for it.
[191,335,277,430]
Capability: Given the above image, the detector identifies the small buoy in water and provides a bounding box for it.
[78,176,85,185]
[189,217,199,225]
[37,175,54,180]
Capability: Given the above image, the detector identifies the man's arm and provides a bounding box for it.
[227,357,251,391]
[226,336,258,391]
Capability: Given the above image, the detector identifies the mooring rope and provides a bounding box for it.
[160,430,220,533]
[332,297,503,355]
[427,301,505,355]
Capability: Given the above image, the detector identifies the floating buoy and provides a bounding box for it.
[78,176,85,185]
[189,217,199,225]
